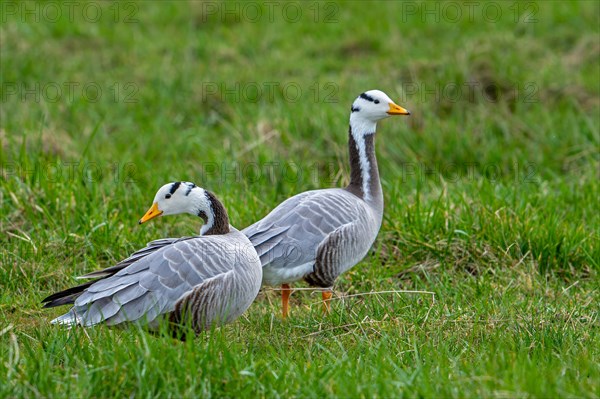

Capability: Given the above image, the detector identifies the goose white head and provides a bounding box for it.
[139,181,221,233]
[350,90,410,133]
[139,181,208,222]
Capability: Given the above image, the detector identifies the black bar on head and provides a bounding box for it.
[169,182,182,195]
[360,92,375,102]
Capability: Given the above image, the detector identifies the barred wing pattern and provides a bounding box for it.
[243,188,382,287]
[51,230,262,331]
[78,237,198,280]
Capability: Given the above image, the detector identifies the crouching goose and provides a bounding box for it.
[42,182,262,337]
[243,90,410,318]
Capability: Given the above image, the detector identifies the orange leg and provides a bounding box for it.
[322,290,333,314]
[281,284,292,319]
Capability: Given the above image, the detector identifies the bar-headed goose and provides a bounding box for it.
[243,90,410,318]
[42,182,262,337]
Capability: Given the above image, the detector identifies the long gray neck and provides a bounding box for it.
[345,117,383,211]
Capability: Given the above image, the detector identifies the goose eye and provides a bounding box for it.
[165,194,172,199]
[374,100,380,104]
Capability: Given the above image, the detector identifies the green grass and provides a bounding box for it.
[1,1,599,397]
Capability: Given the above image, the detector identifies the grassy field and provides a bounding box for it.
[1,1,599,397]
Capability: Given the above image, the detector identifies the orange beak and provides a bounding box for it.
[387,103,411,115]
[139,203,163,224]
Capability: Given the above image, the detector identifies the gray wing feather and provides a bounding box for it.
[244,189,370,271]
[255,238,286,263]
[65,237,237,327]
[85,274,140,293]
[78,236,199,279]
[76,298,120,326]
[247,226,291,248]
[112,284,147,305]
[78,281,137,303]
[105,293,160,326]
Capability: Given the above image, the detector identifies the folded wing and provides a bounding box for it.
[46,236,237,327]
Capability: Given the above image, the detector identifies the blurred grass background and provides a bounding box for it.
[1,1,599,397]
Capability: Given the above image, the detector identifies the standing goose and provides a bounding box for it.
[243,90,410,318]
[42,182,262,337]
